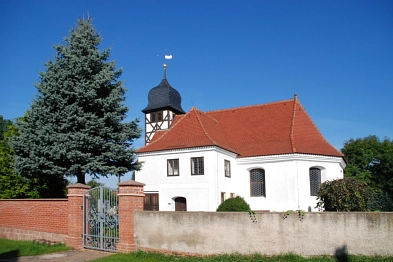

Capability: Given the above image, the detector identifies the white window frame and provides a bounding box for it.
[167,159,179,176]
[224,160,231,178]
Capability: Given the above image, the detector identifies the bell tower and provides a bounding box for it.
[142,64,185,144]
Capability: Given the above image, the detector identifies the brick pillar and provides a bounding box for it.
[66,183,90,250]
[116,180,145,253]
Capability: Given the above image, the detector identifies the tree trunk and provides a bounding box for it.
[77,171,85,184]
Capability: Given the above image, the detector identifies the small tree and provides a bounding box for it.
[11,17,141,187]
[87,179,104,188]
[217,196,251,212]
[316,178,372,211]
[342,135,393,200]
[0,116,49,198]
[0,116,14,181]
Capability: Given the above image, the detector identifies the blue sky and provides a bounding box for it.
[1,0,392,188]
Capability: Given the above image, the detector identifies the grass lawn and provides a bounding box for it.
[0,238,71,259]
[1,239,392,262]
[89,251,393,262]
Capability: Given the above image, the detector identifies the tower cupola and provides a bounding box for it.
[142,64,185,114]
[142,64,185,144]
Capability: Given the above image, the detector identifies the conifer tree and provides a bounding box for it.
[11,18,141,186]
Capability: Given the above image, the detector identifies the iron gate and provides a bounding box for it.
[83,187,119,252]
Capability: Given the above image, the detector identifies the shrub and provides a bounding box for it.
[316,178,372,211]
[216,196,251,212]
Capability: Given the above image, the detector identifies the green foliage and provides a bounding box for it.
[87,179,105,188]
[283,210,306,221]
[10,18,141,186]
[368,191,393,211]
[316,178,372,211]
[0,116,15,179]
[216,196,251,212]
[342,135,393,203]
[0,116,43,198]
[283,210,293,218]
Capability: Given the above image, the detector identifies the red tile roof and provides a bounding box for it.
[137,96,343,158]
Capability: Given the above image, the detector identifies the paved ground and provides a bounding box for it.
[0,249,114,262]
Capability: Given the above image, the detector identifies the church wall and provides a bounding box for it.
[296,157,344,211]
[233,159,297,212]
[236,154,344,212]
[211,149,238,207]
[136,147,237,211]
[137,150,344,212]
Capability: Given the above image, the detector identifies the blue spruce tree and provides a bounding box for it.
[11,18,141,193]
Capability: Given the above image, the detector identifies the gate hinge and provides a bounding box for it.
[81,206,83,210]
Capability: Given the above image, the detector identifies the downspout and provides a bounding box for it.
[296,157,300,210]
[291,94,300,210]
[216,152,220,209]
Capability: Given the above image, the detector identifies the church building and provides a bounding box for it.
[135,65,345,212]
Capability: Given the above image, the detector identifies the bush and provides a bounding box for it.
[316,178,372,211]
[216,196,251,212]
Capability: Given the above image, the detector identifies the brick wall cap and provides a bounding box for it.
[118,180,145,186]
[66,183,91,189]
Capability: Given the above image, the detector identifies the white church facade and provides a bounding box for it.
[135,65,345,212]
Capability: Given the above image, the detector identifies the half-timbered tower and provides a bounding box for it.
[142,64,185,144]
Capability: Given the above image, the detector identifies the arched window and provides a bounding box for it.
[250,169,265,197]
[309,168,321,196]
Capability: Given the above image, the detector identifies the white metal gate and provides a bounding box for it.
[83,187,119,252]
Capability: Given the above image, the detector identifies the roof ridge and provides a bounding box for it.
[192,107,219,145]
[290,95,297,152]
[205,98,294,113]
[292,96,343,156]
[194,107,238,154]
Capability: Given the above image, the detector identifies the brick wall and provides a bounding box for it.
[0,199,68,242]
[0,181,145,251]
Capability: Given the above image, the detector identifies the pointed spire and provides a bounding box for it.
[163,63,167,79]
